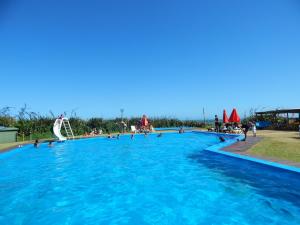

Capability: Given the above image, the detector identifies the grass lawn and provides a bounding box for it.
[249,130,300,163]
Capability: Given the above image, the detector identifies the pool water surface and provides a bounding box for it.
[0,132,300,225]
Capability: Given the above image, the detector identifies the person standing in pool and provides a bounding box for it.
[48,140,54,147]
[34,139,39,148]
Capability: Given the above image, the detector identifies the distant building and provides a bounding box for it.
[0,127,19,144]
[255,108,300,130]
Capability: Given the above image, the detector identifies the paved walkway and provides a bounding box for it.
[221,136,300,168]
[222,136,262,152]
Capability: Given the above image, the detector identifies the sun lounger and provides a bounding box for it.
[131,126,137,133]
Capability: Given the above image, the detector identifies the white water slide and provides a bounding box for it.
[53,118,74,141]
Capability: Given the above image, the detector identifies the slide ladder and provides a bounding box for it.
[53,117,74,141]
[62,119,74,139]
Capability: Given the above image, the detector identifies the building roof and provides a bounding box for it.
[0,127,19,132]
[256,108,300,115]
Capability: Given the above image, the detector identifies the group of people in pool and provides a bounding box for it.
[107,127,185,140]
[33,127,186,147]
[33,139,54,148]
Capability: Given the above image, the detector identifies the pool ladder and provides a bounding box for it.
[62,118,75,140]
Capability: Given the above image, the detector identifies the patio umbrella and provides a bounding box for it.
[229,108,241,123]
[223,109,229,123]
[141,115,149,126]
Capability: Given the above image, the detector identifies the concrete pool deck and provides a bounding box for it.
[221,136,300,169]
[222,136,263,152]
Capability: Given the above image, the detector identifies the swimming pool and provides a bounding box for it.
[0,132,300,225]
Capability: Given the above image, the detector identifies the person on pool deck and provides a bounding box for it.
[241,123,250,141]
[214,115,220,132]
[252,122,257,137]
[34,139,39,148]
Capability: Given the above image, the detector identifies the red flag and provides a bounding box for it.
[229,108,241,123]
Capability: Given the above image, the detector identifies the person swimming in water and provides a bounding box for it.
[48,140,54,147]
[157,133,163,138]
[219,136,226,142]
[34,139,39,148]
[131,134,134,139]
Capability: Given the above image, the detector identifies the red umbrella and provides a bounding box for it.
[141,115,149,126]
[223,109,229,123]
[229,108,241,123]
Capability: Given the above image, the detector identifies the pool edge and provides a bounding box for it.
[192,130,300,174]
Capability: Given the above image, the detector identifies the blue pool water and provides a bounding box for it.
[0,132,300,225]
[155,127,193,131]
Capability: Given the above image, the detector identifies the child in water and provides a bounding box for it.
[34,139,39,148]
[219,136,226,142]
[48,140,54,147]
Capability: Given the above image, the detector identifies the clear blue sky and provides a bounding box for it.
[1,0,300,119]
